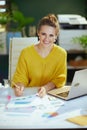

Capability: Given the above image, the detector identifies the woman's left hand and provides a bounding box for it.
[38,86,47,98]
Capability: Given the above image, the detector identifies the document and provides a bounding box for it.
[6,94,64,113]
[6,94,50,108]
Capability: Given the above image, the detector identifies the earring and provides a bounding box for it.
[54,39,56,42]
[38,36,40,40]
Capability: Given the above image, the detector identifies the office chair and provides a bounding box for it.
[8,37,38,82]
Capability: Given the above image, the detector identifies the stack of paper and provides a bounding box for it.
[6,94,64,114]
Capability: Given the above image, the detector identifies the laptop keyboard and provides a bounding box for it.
[56,91,69,98]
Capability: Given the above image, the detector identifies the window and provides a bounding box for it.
[0,0,10,13]
[0,0,6,12]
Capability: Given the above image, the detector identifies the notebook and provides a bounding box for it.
[48,69,87,100]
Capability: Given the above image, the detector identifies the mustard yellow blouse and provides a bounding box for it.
[12,44,67,88]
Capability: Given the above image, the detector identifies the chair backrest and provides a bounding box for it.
[9,37,38,81]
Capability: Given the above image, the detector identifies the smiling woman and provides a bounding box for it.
[12,14,67,98]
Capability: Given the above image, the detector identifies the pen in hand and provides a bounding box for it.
[12,81,24,96]
[12,81,20,89]
[12,81,24,91]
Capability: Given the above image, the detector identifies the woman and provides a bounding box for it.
[12,14,67,97]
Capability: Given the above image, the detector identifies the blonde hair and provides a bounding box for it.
[37,14,60,36]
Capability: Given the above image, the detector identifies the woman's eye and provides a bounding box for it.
[41,33,54,37]
[50,34,54,37]
[41,33,45,36]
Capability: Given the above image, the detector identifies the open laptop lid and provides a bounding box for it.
[67,69,87,100]
[48,69,87,100]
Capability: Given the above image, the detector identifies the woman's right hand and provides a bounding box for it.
[13,83,24,96]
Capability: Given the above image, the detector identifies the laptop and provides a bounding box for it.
[48,69,87,100]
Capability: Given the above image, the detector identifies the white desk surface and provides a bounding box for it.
[0,87,87,129]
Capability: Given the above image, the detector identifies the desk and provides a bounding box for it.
[0,87,87,129]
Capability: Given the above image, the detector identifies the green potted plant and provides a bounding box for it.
[0,12,11,29]
[72,35,87,52]
[6,10,34,53]
[0,0,34,53]
[8,10,34,32]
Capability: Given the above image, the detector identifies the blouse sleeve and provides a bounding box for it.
[12,50,29,87]
[52,50,67,88]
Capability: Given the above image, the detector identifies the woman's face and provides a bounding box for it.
[38,25,57,48]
